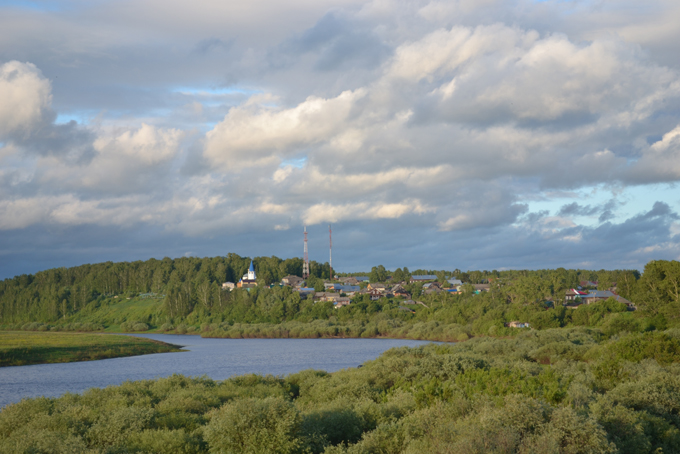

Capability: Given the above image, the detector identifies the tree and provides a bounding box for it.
[369,265,387,283]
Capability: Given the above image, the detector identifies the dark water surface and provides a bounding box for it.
[0,334,434,408]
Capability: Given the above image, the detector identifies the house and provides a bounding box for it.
[296,288,315,299]
[339,277,360,285]
[579,280,598,288]
[353,276,370,283]
[506,321,530,328]
[331,284,360,296]
[333,297,351,308]
[564,289,589,302]
[237,261,258,288]
[367,282,386,291]
[613,295,636,310]
[581,290,616,304]
[424,284,441,294]
[447,278,463,286]
[281,275,305,287]
[221,282,235,291]
[391,285,410,298]
[472,284,490,292]
[367,288,383,300]
[314,292,339,302]
[423,282,442,290]
[402,299,416,305]
[564,289,635,310]
[410,275,438,282]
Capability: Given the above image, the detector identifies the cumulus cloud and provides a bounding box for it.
[204,89,365,170]
[303,199,432,225]
[0,61,52,140]
[0,60,95,162]
[628,125,680,183]
[2,0,680,276]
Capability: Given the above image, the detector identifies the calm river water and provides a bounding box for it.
[0,334,434,408]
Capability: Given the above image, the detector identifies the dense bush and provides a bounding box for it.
[3,329,680,453]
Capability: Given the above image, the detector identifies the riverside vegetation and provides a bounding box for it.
[2,329,680,453]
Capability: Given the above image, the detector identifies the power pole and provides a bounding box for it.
[329,224,333,281]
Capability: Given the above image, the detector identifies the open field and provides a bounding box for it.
[0,331,183,367]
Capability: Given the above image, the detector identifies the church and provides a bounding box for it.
[236,260,257,288]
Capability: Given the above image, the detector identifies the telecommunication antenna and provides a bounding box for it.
[303,226,309,279]
[329,224,333,281]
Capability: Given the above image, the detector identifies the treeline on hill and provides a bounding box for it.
[3,328,680,453]
[0,254,331,324]
[0,256,679,343]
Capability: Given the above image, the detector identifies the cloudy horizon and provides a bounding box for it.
[1,0,680,279]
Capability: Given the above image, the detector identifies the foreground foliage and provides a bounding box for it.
[0,331,182,367]
[2,328,680,453]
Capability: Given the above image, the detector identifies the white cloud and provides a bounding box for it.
[303,199,432,225]
[204,89,365,170]
[627,124,680,183]
[0,61,51,140]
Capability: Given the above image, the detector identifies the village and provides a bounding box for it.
[221,260,637,329]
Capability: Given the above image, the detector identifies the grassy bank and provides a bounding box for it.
[0,331,183,367]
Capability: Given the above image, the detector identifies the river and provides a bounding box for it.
[0,334,435,408]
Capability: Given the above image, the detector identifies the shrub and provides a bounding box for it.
[204,397,302,454]
[160,323,174,332]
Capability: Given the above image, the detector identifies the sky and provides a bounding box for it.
[1,0,680,279]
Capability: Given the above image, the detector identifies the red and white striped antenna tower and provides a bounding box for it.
[303,226,309,279]
[329,224,333,281]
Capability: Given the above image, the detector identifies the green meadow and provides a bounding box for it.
[0,331,182,367]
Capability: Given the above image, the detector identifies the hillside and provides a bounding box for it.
[1,256,679,342]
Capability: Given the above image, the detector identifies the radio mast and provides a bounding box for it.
[303,226,309,279]
[329,224,333,281]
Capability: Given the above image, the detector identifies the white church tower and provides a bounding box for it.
[237,260,257,288]
[246,260,256,280]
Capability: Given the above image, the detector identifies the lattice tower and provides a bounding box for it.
[303,226,309,279]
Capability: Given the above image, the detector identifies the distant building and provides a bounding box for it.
[281,275,305,287]
[339,277,360,285]
[296,288,315,299]
[237,260,258,288]
[579,280,598,288]
[564,289,636,310]
[447,278,463,286]
[367,282,386,291]
[410,275,438,282]
[333,297,351,308]
[331,284,360,295]
[565,289,589,302]
[222,282,235,291]
[506,321,530,328]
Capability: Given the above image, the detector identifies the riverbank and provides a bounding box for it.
[0,331,183,367]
